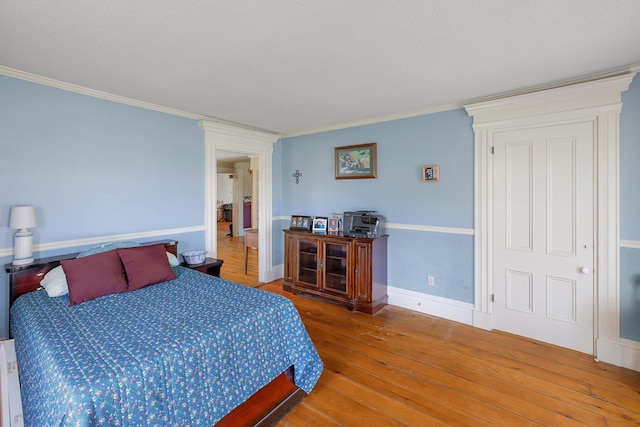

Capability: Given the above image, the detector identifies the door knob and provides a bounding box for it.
[580,267,590,274]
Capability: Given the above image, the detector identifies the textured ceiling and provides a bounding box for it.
[2,1,640,135]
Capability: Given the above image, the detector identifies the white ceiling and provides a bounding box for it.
[2,1,640,135]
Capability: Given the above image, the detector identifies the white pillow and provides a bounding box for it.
[166,251,179,267]
[40,265,69,297]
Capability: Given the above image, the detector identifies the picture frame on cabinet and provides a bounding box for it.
[290,215,312,231]
[331,212,344,231]
[335,143,377,179]
[328,218,340,233]
[312,217,328,233]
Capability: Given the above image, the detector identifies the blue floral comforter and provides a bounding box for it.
[10,267,323,426]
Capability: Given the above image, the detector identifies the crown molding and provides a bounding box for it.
[283,64,640,138]
[0,65,273,135]
[280,102,464,138]
[0,65,204,120]
[3,63,638,140]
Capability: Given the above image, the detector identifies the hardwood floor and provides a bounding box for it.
[215,225,640,425]
[216,221,259,287]
[254,282,640,426]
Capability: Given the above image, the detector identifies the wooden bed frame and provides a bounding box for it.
[6,239,306,426]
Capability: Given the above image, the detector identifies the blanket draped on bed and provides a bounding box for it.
[11,267,323,426]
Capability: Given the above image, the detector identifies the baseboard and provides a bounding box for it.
[267,270,474,324]
[620,339,640,371]
[597,338,640,371]
[387,286,474,325]
[266,264,284,284]
[472,310,493,330]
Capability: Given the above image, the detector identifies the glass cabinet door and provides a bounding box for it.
[322,241,349,296]
[296,239,319,288]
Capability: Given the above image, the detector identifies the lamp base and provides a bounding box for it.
[13,229,34,266]
[13,257,34,266]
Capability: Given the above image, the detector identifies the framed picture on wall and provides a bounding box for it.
[422,165,440,182]
[335,143,377,179]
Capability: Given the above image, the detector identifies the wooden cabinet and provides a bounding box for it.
[283,229,387,315]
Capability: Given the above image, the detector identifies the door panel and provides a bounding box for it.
[547,138,576,255]
[493,122,594,354]
[506,270,533,313]
[506,141,533,252]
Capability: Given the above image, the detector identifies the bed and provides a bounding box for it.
[8,240,323,426]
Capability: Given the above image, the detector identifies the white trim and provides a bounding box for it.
[620,338,640,372]
[273,218,475,236]
[268,264,285,284]
[282,103,463,138]
[387,285,474,325]
[620,240,640,249]
[199,120,279,284]
[0,66,270,134]
[280,65,640,138]
[597,338,640,372]
[387,222,474,235]
[0,226,205,258]
[465,75,635,124]
[465,72,637,369]
[0,66,202,119]
[5,64,639,140]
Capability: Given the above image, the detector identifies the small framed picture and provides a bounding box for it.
[312,217,328,233]
[290,215,312,231]
[331,212,344,231]
[422,165,440,182]
[328,218,340,233]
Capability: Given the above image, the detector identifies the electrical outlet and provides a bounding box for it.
[428,276,435,287]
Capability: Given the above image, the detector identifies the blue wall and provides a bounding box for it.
[274,109,475,302]
[620,75,640,342]
[3,71,639,344]
[276,75,640,340]
[0,75,206,337]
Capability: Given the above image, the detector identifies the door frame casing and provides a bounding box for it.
[465,74,635,365]
[200,120,280,283]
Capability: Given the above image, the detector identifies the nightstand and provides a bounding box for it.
[180,257,224,277]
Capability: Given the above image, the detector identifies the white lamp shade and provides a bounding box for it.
[9,206,37,230]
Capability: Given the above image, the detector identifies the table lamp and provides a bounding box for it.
[9,205,37,266]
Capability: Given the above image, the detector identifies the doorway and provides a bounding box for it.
[216,151,259,286]
[200,119,279,285]
[492,122,595,353]
[465,73,633,362]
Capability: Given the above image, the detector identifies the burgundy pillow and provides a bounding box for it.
[61,250,129,306]
[117,244,177,291]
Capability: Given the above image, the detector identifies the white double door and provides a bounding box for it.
[492,121,594,354]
